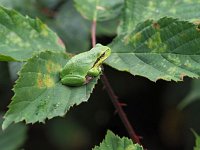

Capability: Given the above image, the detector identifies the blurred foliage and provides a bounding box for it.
[74,0,123,21]
[0,0,42,18]
[178,79,200,109]
[52,0,90,53]
[0,114,27,150]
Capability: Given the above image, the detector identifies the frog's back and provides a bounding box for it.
[60,49,100,77]
[60,44,107,78]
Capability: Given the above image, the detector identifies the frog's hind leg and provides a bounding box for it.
[85,76,93,84]
[61,75,85,86]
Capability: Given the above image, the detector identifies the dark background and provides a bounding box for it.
[0,0,200,150]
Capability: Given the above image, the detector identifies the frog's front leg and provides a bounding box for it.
[88,67,102,77]
[61,75,86,86]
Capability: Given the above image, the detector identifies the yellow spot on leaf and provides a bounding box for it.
[132,32,142,42]
[183,0,192,3]
[146,32,167,53]
[30,30,39,38]
[37,73,43,88]
[184,60,192,67]
[96,6,106,11]
[125,145,136,150]
[193,20,200,25]
[6,32,22,44]
[123,32,142,46]
[167,55,181,65]
[46,60,62,73]
[37,73,55,88]
[169,8,176,14]
[167,67,177,74]
[148,1,156,10]
[44,75,54,88]
[196,25,200,32]
[40,23,49,37]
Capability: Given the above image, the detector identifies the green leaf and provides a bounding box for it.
[0,6,65,61]
[178,79,200,109]
[74,0,124,21]
[106,17,200,81]
[0,115,27,150]
[119,0,200,34]
[93,130,143,150]
[52,0,90,53]
[97,18,120,36]
[2,51,99,129]
[192,130,200,150]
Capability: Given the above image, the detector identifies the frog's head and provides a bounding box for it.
[87,44,111,76]
[93,44,111,67]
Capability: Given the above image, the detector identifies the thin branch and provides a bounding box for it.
[101,74,141,144]
[91,20,97,47]
[91,20,141,144]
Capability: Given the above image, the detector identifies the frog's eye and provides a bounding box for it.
[101,52,106,56]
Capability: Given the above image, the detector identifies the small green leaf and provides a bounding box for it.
[74,0,123,21]
[2,51,99,129]
[192,130,200,150]
[106,17,200,81]
[119,0,200,34]
[97,18,120,36]
[178,79,200,109]
[93,130,143,150]
[0,6,65,61]
[0,115,27,150]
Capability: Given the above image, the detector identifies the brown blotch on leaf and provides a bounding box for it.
[196,25,200,32]
[46,61,53,73]
[180,73,186,80]
[46,61,62,73]
[37,73,54,88]
[37,73,44,88]
[44,75,54,88]
[193,20,200,25]
[152,22,160,30]
[194,20,200,31]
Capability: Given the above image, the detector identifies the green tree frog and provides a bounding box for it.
[60,44,111,86]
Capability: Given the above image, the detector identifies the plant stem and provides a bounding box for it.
[101,74,141,144]
[91,20,141,144]
[91,20,97,47]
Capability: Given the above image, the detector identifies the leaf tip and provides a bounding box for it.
[2,118,11,130]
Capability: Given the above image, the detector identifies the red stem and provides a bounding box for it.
[91,20,141,144]
[91,20,96,47]
[101,74,141,144]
